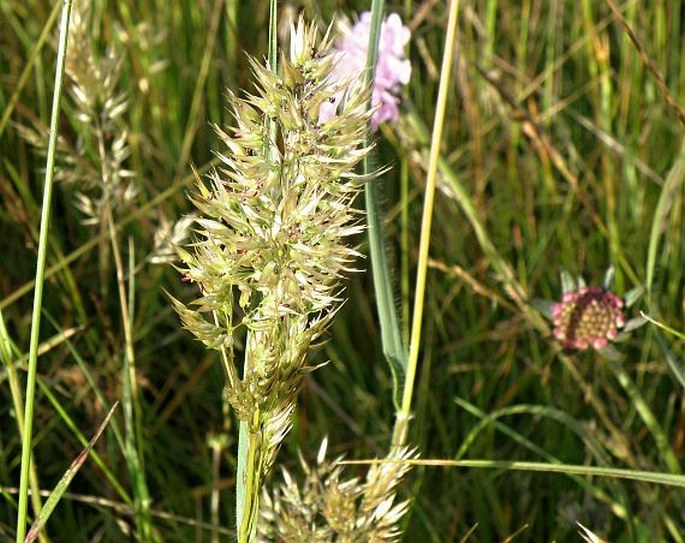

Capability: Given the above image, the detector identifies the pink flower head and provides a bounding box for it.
[551,286,626,350]
[319,12,411,129]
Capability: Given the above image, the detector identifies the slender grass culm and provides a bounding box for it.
[171,16,375,541]
[393,0,460,448]
[19,1,158,539]
[14,2,73,541]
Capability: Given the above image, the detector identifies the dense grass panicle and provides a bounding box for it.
[1,1,685,541]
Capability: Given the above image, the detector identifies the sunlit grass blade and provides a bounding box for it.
[651,325,685,391]
[641,311,685,341]
[606,358,680,474]
[345,458,685,488]
[577,522,607,543]
[646,136,685,299]
[394,0,460,447]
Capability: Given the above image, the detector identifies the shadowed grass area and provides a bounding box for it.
[1,0,684,541]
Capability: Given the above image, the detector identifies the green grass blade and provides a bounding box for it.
[16,2,73,541]
[606,358,681,474]
[653,326,685,391]
[0,310,46,540]
[646,136,685,298]
[3,309,131,507]
[346,458,685,488]
[173,0,224,183]
[363,0,408,411]
[641,312,685,341]
[0,1,61,138]
[34,377,131,506]
[23,403,118,543]
[454,398,630,521]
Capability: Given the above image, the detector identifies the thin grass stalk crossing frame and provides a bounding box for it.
[16,1,74,540]
[392,0,461,447]
[344,458,685,488]
[105,206,157,541]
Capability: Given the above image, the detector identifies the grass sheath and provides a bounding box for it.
[363,0,409,413]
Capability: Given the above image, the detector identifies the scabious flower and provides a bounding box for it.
[319,12,411,129]
[536,268,645,358]
[551,286,625,350]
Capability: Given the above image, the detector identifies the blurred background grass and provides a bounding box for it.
[1,0,684,541]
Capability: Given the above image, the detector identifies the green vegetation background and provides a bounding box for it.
[1,0,684,541]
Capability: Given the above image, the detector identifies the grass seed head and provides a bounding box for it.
[172,19,374,478]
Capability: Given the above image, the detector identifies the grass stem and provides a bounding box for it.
[0,312,49,543]
[235,3,277,540]
[393,0,461,447]
[106,207,156,541]
[237,414,263,542]
[15,2,73,540]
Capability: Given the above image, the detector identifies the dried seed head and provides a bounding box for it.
[258,444,415,542]
[60,0,136,224]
